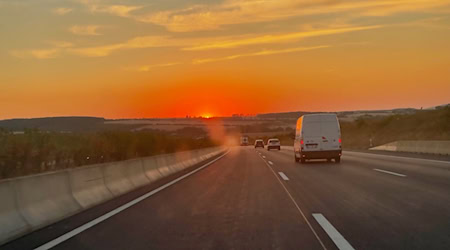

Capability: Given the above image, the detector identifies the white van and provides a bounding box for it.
[294,114,342,163]
[240,136,249,146]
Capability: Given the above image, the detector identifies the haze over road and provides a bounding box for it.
[4,147,450,250]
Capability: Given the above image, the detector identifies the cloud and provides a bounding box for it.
[193,45,330,64]
[53,7,73,16]
[79,0,142,17]
[48,41,74,48]
[11,23,381,59]
[69,25,102,36]
[90,5,142,17]
[70,36,183,57]
[135,0,450,32]
[10,49,60,59]
[68,35,187,57]
[184,25,382,50]
[125,62,182,72]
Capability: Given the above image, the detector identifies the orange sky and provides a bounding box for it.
[1,0,450,119]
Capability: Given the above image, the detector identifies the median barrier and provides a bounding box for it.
[142,157,163,182]
[14,172,82,228]
[102,161,136,196]
[0,180,30,244]
[124,158,150,188]
[69,164,113,209]
[154,155,175,177]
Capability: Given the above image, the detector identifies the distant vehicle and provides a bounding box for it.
[294,114,342,163]
[240,136,249,146]
[267,138,281,151]
[254,139,264,148]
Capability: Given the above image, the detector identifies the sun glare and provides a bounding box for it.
[201,113,213,119]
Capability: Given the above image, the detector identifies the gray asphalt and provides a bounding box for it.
[3,147,450,250]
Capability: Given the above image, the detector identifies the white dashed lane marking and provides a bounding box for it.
[373,168,406,177]
[278,172,289,181]
[313,213,355,250]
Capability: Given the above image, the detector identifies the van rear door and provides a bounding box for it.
[320,120,340,151]
[302,115,340,152]
[302,119,322,151]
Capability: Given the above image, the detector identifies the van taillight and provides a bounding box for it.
[300,139,304,145]
[339,138,342,143]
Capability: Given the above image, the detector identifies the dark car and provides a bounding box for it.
[254,139,264,148]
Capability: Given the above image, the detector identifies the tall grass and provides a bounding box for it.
[0,129,216,179]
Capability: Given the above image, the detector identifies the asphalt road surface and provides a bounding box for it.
[3,147,450,250]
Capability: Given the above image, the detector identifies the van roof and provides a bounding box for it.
[301,113,337,122]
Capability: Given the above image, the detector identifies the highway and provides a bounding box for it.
[3,147,450,250]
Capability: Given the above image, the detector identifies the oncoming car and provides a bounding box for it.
[254,139,264,148]
[267,138,281,151]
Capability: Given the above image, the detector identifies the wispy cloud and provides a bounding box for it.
[135,0,450,32]
[10,49,60,59]
[125,62,182,72]
[193,45,330,64]
[79,0,141,17]
[184,25,382,51]
[69,25,102,36]
[68,35,190,57]
[48,41,74,48]
[10,23,381,59]
[52,7,73,16]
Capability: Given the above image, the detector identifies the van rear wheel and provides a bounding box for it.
[295,155,300,162]
[300,158,306,164]
[335,156,341,163]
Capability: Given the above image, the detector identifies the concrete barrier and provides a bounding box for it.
[0,146,226,245]
[154,154,176,177]
[0,180,30,244]
[176,151,196,170]
[69,164,113,209]
[370,141,450,155]
[369,141,398,152]
[14,172,82,228]
[102,161,136,196]
[124,159,150,188]
[142,157,164,182]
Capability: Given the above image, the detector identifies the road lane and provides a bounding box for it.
[50,147,325,250]
[261,147,450,250]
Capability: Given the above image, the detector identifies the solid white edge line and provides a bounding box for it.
[278,172,289,181]
[312,213,355,250]
[268,161,274,165]
[373,168,406,177]
[257,154,327,250]
[34,150,230,250]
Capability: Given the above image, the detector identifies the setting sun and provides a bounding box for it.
[201,113,213,119]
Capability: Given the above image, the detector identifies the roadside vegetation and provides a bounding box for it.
[247,107,450,149]
[340,106,450,149]
[0,129,217,179]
